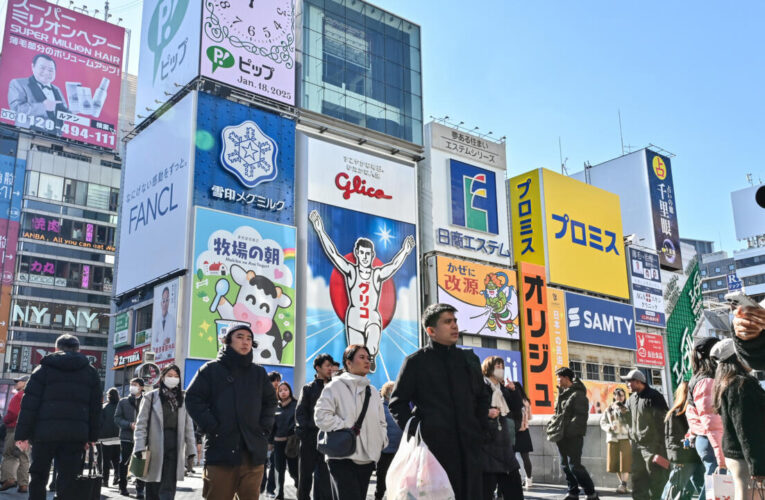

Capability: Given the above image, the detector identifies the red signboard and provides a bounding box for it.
[636,331,665,367]
[113,345,148,370]
[0,0,125,149]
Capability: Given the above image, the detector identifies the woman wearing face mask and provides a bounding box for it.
[315,344,387,500]
[481,355,524,500]
[600,388,631,494]
[133,365,196,500]
[272,381,299,500]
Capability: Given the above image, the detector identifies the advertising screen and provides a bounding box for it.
[565,292,636,350]
[542,169,629,299]
[116,92,194,295]
[152,278,179,366]
[200,0,295,105]
[194,92,295,225]
[189,207,296,366]
[435,256,519,339]
[628,247,666,328]
[0,0,125,149]
[646,150,682,270]
[135,0,202,122]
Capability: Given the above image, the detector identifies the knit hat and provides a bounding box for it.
[225,324,254,344]
[693,336,720,359]
[710,338,737,363]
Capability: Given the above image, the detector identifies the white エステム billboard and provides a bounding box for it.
[115,93,195,295]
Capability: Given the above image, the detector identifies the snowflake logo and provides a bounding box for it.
[219,120,279,188]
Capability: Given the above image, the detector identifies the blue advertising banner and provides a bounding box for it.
[458,345,523,383]
[194,92,295,224]
[565,291,636,350]
[628,247,666,328]
[646,150,682,270]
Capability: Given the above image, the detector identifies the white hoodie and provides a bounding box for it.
[314,372,388,464]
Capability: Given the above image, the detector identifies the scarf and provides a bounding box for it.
[161,385,179,413]
[486,377,510,416]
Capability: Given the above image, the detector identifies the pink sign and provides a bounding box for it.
[86,223,94,242]
[636,331,665,367]
[81,264,90,288]
[0,0,125,150]
[0,219,20,285]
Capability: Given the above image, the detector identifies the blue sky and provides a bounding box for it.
[2,0,763,253]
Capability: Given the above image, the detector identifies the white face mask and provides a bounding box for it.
[493,368,505,380]
[129,385,141,396]
[163,377,180,389]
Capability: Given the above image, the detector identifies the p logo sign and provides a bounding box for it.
[206,46,234,73]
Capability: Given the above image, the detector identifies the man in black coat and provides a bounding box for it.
[114,377,145,497]
[14,334,101,500]
[295,353,334,500]
[623,368,669,500]
[186,325,277,499]
[389,303,490,500]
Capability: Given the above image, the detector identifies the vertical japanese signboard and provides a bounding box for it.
[0,0,125,149]
[546,287,569,400]
[666,262,703,390]
[114,312,131,348]
[435,256,519,340]
[153,278,179,367]
[519,262,553,414]
[509,171,545,267]
[0,131,24,354]
[628,247,666,328]
[200,0,295,105]
[646,150,682,270]
[636,331,666,367]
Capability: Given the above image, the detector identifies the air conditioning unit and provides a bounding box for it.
[144,351,156,363]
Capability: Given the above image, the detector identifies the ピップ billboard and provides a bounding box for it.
[305,134,419,389]
[0,0,124,149]
[189,207,296,366]
[435,256,519,339]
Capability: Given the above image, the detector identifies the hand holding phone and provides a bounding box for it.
[652,455,670,469]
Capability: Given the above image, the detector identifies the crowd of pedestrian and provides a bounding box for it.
[0,302,761,500]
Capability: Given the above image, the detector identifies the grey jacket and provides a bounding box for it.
[114,394,143,442]
[8,77,69,132]
[133,390,196,483]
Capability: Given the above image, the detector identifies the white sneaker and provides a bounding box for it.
[525,477,533,489]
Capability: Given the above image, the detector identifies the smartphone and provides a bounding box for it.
[725,291,763,310]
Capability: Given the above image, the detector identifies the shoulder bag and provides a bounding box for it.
[128,393,154,478]
[317,386,371,458]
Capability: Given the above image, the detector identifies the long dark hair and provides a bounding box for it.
[107,387,119,404]
[277,382,294,406]
[159,364,184,408]
[713,357,751,413]
[516,382,530,404]
[691,346,717,378]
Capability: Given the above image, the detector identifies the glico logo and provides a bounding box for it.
[334,173,392,201]
[449,159,499,234]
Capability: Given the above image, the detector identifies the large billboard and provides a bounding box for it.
[421,123,511,264]
[152,278,179,367]
[731,183,765,241]
[435,256,519,339]
[135,0,203,121]
[509,171,545,267]
[628,247,666,328]
[564,291,636,350]
[200,0,295,105]
[646,150,682,270]
[667,262,703,390]
[116,92,194,295]
[0,0,124,149]
[519,262,554,414]
[189,207,296,366]
[542,169,629,299]
[193,92,295,225]
[304,134,418,389]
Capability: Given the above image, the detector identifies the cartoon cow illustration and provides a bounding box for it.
[213,264,293,364]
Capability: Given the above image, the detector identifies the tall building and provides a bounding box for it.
[697,250,736,304]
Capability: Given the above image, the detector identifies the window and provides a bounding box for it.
[87,184,110,210]
[75,181,88,206]
[570,361,582,379]
[37,174,63,201]
[714,267,720,273]
[480,337,497,349]
[63,179,77,204]
[134,305,152,332]
[25,171,39,196]
[700,269,707,276]
[586,363,600,381]
[716,279,723,287]
[702,282,708,290]
[729,264,736,271]
[109,188,119,212]
[602,365,616,382]
[619,367,631,378]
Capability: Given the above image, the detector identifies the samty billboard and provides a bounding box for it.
[0,0,124,149]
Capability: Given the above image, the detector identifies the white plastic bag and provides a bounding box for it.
[386,418,456,500]
[705,473,734,500]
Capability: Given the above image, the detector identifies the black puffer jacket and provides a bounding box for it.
[99,401,120,440]
[114,395,142,442]
[272,399,296,439]
[186,346,277,467]
[719,375,765,476]
[546,379,589,441]
[665,409,699,464]
[734,331,765,372]
[628,385,668,461]
[15,351,101,443]
[295,377,326,440]
[483,380,522,474]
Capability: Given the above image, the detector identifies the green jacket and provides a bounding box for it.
[546,379,589,442]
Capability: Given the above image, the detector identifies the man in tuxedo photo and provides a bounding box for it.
[8,54,69,134]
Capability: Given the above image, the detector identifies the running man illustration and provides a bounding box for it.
[309,210,415,372]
